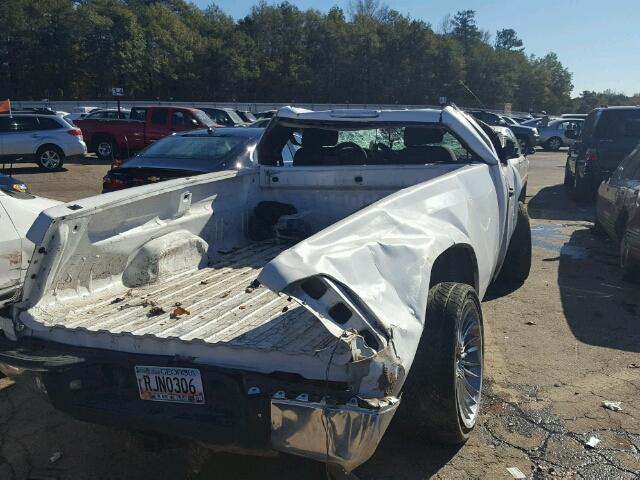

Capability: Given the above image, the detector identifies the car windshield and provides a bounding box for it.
[192,109,215,127]
[242,111,257,122]
[502,117,517,125]
[225,110,244,124]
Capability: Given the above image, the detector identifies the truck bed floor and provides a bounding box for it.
[27,241,340,359]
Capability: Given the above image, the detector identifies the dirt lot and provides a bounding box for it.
[1,151,639,480]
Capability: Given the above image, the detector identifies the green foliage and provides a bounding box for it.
[0,2,576,112]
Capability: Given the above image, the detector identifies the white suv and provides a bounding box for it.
[0,114,87,170]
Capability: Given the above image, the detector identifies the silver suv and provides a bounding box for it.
[0,114,87,170]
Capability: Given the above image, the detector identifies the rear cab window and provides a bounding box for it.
[259,122,481,167]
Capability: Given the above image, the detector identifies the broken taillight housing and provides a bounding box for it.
[102,175,126,190]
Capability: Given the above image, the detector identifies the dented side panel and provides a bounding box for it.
[258,162,505,387]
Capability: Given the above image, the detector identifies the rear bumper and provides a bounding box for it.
[0,335,398,471]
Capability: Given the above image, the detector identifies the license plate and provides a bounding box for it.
[135,366,205,404]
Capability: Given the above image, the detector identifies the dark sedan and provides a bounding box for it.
[596,145,640,281]
[102,128,262,192]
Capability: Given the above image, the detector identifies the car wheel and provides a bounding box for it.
[620,230,640,282]
[498,201,532,285]
[96,139,115,161]
[545,137,562,151]
[395,282,483,444]
[572,171,593,202]
[36,146,64,171]
[563,161,574,187]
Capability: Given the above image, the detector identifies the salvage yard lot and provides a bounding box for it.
[1,150,639,480]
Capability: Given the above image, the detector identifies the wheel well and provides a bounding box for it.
[429,245,479,292]
[93,134,114,146]
[36,143,63,156]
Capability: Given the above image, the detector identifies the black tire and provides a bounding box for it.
[36,145,64,171]
[572,172,594,202]
[498,201,532,285]
[95,137,115,161]
[620,230,640,283]
[545,136,562,151]
[396,282,483,444]
[563,161,574,187]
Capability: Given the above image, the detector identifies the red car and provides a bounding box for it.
[75,106,215,161]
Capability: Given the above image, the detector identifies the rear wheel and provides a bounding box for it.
[95,138,115,161]
[620,230,640,282]
[36,145,64,171]
[545,137,562,151]
[396,282,483,444]
[498,202,532,285]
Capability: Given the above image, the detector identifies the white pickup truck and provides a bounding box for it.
[0,107,530,471]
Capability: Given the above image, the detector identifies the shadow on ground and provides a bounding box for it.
[528,184,595,222]
[557,227,640,353]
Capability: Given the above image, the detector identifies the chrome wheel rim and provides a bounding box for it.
[40,150,61,169]
[455,306,483,429]
[98,142,112,157]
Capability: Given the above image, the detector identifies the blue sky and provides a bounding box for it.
[192,0,640,97]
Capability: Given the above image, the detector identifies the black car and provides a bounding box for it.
[198,108,247,127]
[564,106,640,201]
[468,110,539,154]
[596,145,640,281]
[102,128,262,192]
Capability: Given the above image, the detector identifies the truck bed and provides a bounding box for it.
[26,241,341,362]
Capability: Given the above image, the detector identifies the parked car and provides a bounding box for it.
[0,114,87,170]
[0,106,530,472]
[537,118,584,151]
[564,106,640,201]
[468,110,539,154]
[596,145,640,281]
[0,174,61,304]
[63,106,99,124]
[198,107,247,127]
[255,110,277,119]
[82,108,130,120]
[250,118,271,128]
[75,106,213,161]
[102,127,262,192]
[236,110,257,123]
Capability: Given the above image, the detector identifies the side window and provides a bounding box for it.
[12,117,38,132]
[37,117,63,130]
[628,151,640,181]
[150,109,168,125]
[172,111,195,127]
[0,117,9,132]
[130,108,146,121]
[613,151,640,181]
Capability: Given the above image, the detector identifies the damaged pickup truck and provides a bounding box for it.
[0,107,531,471]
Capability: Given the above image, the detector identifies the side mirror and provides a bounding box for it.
[504,138,519,159]
[565,129,578,140]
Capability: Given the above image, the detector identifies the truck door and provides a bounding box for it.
[171,110,199,133]
[0,198,22,298]
[145,108,170,143]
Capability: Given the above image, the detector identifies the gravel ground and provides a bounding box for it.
[1,150,638,480]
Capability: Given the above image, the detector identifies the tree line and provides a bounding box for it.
[0,0,624,113]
